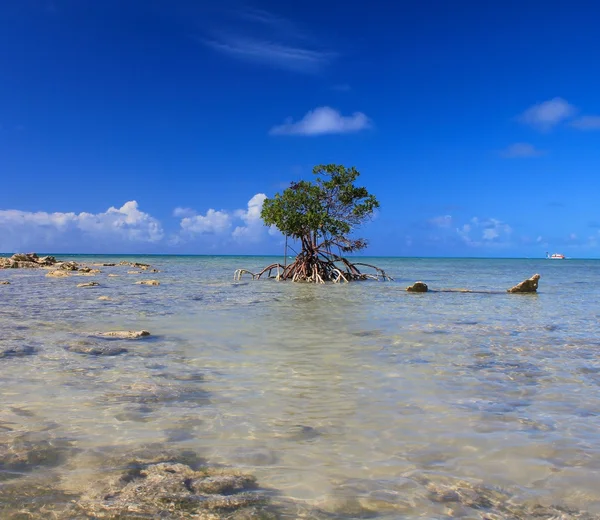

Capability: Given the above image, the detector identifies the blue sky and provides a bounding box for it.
[1,0,600,256]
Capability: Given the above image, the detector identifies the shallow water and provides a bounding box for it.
[1,256,600,518]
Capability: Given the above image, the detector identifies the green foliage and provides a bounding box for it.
[261,164,379,253]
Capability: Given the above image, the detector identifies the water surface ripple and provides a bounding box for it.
[1,256,600,518]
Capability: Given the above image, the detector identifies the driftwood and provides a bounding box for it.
[406,274,541,294]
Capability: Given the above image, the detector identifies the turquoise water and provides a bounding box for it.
[1,256,600,518]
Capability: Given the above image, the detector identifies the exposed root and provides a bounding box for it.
[235,248,392,284]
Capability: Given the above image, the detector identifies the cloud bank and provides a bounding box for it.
[0,201,163,252]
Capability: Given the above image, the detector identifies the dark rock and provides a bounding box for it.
[0,345,37,358]
[59,261,79,271]
[0,436,74,476]
[282,425,320,441]
[507,273,540,293]
[406,281,428,293]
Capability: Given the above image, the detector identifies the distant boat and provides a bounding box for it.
[546,252,565,260]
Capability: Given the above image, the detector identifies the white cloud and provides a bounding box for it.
[0,201,163,251]
[518,97,576,131]
[232,193,267,241]
[176,193,272,244]
[173,207,196,218]
[570,115,600,130]
[499,142,545,158]
[180,209,231,235]
[269,106,371,136]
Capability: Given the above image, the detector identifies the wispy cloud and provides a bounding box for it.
[499,142,546,158]
[173,207,196,218]
[331,84,351,92]
[457,217,512,246]
[204,8,334,73]
[570,115,600,130]
[270,106,371,136]
[428,215,453,228]
[205,37,333,73]
[518,97,576,131]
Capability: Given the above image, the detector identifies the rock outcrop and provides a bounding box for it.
[76,461,270,519]
[507,274,540,293]
[1,253,60,269]
[59,261,79,271]
[92,330,150,340]
[0,280,10,285]
[406,281,428,293]
[97,296,112,301]
[136,279,160,286]
[46,270,70,278]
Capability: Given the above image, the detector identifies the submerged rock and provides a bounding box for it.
[46,270,70,278]
[0,435,75,476]
[128,270,142,274]
[66,341,127,356]
[507,273,541,293]
[108,274,119,277]
[92,330,150,340]
[135,279,160,286]
[0,345,37,358]
[97,296,112,301]
[78,268,102,276]
[77,281,100,288]
[406,281,428,293]
[76,461,272,519]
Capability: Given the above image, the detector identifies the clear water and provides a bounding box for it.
[1,256,600,517]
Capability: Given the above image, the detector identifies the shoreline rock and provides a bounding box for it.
[77,282,100,288]
[92,330,150,340]
[406,281,428,293]
[507,273,541,293]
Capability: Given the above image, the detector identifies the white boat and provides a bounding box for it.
[546,252,565,259]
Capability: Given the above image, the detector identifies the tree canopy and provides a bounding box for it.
[234,164,390,283]
[261,164,379,253]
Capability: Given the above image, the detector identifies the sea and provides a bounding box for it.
[1,255,600,518]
